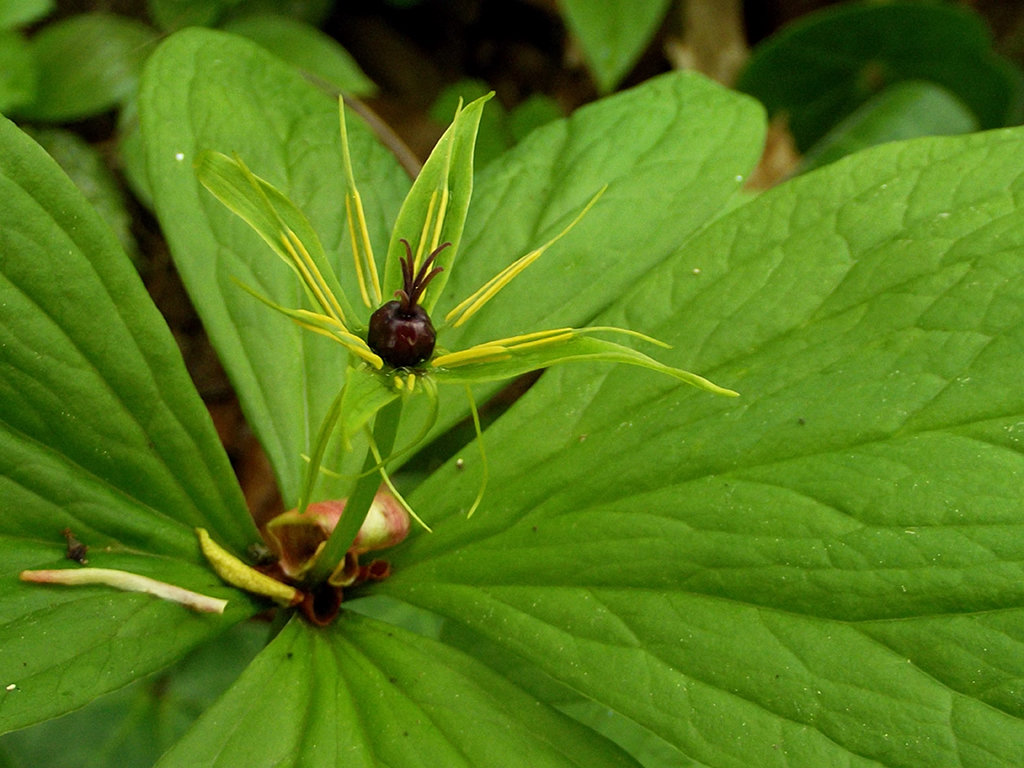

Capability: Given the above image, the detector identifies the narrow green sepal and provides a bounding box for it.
[196,150,361,328]
[381,93,493,313]
[431,331,738,397]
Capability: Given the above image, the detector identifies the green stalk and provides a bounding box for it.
[307,397,402,585]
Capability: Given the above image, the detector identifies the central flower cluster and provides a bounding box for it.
[366,240,448,367]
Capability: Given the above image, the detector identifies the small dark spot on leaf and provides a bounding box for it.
[797,417,805,425]
[388,676,397,684]
[532,526,538,533]
[286,652,294,659]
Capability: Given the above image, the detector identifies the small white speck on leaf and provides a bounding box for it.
[174,152,185,162]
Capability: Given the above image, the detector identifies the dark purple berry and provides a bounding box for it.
[367,300,435,367]
[366,239,448,368]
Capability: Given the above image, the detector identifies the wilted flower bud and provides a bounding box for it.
[262,490,410,582]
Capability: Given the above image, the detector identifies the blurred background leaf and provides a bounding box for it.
[737,1,1024,151]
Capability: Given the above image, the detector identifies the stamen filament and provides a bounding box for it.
[347,190,382,306]
[340,98,382,306]
[281,229,345,324]
[414,189,440,271]
[474,327,575,346]
[445,186,606,328]
[503,331,575,351]
[430,185,450,254]
[431,345,510,368]
[234,281,385,369]
[293,319,384,368]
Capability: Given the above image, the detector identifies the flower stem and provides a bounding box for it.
[307,397,402,585]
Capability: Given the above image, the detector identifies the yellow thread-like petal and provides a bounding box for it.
[432,329,574,368]
[444,249,541,327]
[462,384,488,518]
[445,187,606,328]
[346,196,372,308]
[279,230,344,325]
[365,434,432,533]
[288,228,347,323]
[414,190,439,270]
[354,190,382,304]
[430,185,450,254]
[289,310,385,369]
[476,327,575,347]
[340,99,382,306]
[576,325,671,348]
[298,323,384,369]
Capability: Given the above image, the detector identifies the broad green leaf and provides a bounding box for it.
[139,28,410,504]
[29,127,140,264]
[380,128,1024,764]
[223,0,333,25]
[147,0,333,31]
[0,116,257,733]
[0,0,51,30]
[16,13,158,122]
[436,69,764,366]
[0,30,35,113]
[156,614,638,768]
[223,13,376,96]
[146,0,228,30]
[737,1,1023,150]
[800,80,979,172]
[560,0,673,93]
[0,621,267,768]
[382,93,490,314]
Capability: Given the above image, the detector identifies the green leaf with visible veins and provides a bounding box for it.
[0,115,257,734]
[155,614,638,768]
[132,21,1024,765]
[376,126,1024,765]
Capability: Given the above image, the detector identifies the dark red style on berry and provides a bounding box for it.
[367,239,449,368]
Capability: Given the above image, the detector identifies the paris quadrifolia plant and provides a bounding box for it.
[24,94,735,625]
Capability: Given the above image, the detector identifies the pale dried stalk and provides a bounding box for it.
[20,568,228,614]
